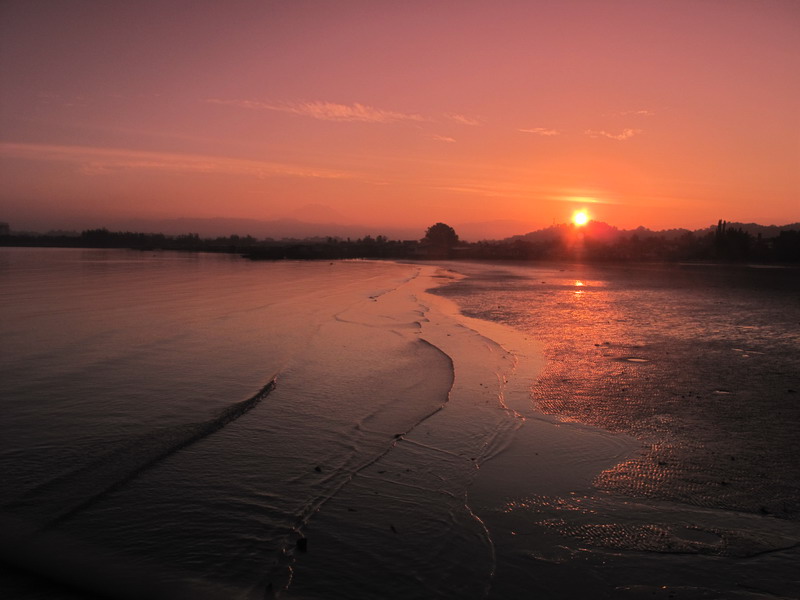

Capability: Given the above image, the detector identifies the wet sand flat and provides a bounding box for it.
[433,260,800,599]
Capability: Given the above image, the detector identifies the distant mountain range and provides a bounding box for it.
[508,221,800,244]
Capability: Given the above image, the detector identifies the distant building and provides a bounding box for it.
[0,222,9,236]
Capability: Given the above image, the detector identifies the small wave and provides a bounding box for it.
[4,378,277,529]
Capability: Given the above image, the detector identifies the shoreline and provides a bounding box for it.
[283,262,643,599]
[411,265,642,597]
[414,259,800,599]
[413,262,640,475]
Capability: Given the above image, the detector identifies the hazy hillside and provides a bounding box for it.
[510,221,800,243]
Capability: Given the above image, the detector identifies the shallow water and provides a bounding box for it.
[0,249,539,599]
[2,250,798,599]
[433,260,800,599]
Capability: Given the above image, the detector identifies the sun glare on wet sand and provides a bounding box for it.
[572,210,589,226]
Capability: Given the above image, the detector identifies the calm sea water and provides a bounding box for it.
[2,249,799,599]
[1,248,531,599]
[0,249,457,598]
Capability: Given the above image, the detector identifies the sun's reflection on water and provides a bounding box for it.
[437,262,800,520]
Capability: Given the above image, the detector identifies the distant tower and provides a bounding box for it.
[0,222,9,236]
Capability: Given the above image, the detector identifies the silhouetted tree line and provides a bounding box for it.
[459,224,800,263]
[246,236,420,260]
[0,228,261,253]
[1,222,798,262]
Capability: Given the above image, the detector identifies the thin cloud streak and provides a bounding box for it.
[432,135,456,143]
[619,109,656,116]
[519,127,560,136]
[431,177,629,206]
[585,128,643,140]
[208,99,426,123]
[432,179,566,201]
[0,142,355,179]
[446,113,482,126]
[546,193,624,205]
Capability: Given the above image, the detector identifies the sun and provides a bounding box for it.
[572,210,589,226]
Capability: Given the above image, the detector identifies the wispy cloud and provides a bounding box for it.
[432,135,456,143]
[446,113,481,126]
[0,142,354,179]
[433,180,627,206]
[519,127,560,136]
[432,178,561,200]
[584,128,643,141]
[208,98,426,123]
[620,109,655,116]
[546,193,623,205]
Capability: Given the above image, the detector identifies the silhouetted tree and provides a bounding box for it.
[714,219,752,259]
[421,223,459,259]
[423,223,459,247]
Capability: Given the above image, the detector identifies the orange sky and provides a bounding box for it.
[1,0,798,238]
